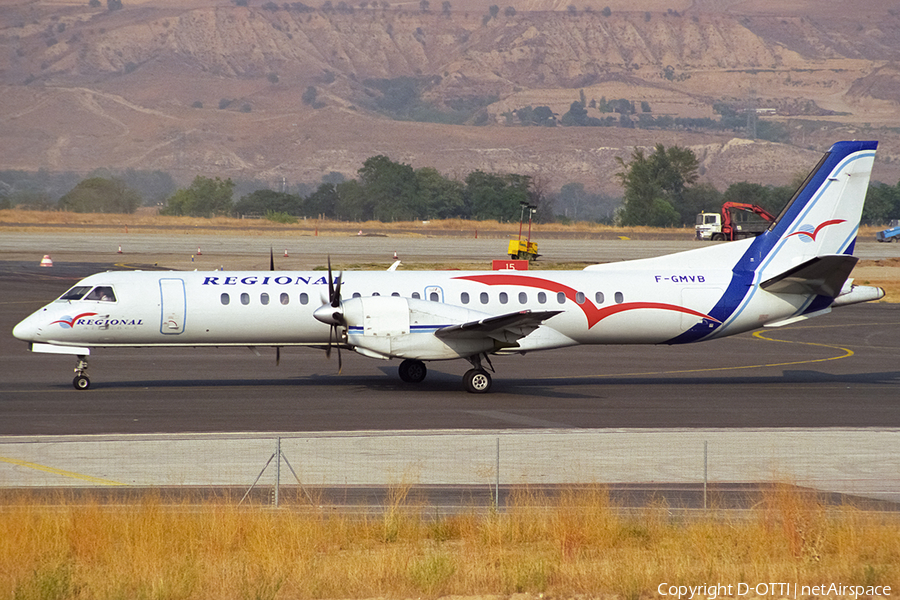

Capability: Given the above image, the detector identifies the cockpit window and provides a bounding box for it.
[84,286,116,302]
[59,286,92,301]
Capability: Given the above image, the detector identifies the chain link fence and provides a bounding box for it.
[2,429,898,506]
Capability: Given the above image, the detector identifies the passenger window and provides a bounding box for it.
[461,292,469,304]
[391,292,400,297]
[518,292,527,304]
[85,286,116,302]
[241,293,250,305]
[499,292,508,304]
[537,292,546,304]
[352,292,361,299]
[429,291,439,301]
[595,291,604,304]
[372,292,380,296]
[221,293,230,305]
[575,291,585,305]
[280,293,289,305]
[480,292,489,304]
[557,292,566,304]
[60,286,91,301]
[260,293,269,306]
[411,292,420,299]
[299,293,309,305]
[615,292,624,304]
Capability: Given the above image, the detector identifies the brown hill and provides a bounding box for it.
[1,0,899,194]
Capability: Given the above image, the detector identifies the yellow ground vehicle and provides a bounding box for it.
[508,203,540,260]
[507,239,539,261]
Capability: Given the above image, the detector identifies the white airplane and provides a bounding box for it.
[13,141,885,393]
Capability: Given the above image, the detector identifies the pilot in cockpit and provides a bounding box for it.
[63,286,117,302]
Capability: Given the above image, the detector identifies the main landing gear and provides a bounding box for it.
[73,355,90,390]
[463,353,493,394]
[397,354,494,393]
[398,359,427,383]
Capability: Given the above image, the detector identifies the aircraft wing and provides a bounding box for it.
[761,254,858,298]
[435,309,562,346]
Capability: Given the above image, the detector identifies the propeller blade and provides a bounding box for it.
[337,340,342,374]
[327,255,334,304]
[276,346,280,366]
[326,325,332,359]
[333,271,342,308]
[269,247,275,271]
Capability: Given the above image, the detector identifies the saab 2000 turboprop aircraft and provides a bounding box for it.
[13,141,885,393]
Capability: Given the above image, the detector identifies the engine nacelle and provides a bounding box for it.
[341,296,497,360]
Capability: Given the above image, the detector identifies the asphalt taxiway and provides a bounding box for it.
[2,234,899,503]
[2,257,899,435]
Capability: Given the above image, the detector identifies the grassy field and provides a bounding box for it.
[2,486,898,600]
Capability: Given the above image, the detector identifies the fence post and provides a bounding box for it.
[275,437,281,508]
[703,440,708,510]
[495,437,500,509]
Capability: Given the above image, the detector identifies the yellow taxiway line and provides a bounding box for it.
[0,455,125,486]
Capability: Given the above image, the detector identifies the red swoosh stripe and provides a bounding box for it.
[786,219,846,241]
[50,312,98,328]
[453,274,719,328]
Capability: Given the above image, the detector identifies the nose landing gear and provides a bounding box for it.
[73,355,90,390]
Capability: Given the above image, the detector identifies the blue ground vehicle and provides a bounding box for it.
[876,219,900,242]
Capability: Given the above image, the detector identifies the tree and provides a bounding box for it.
[357,155,419,221]
[161,176,234,217]
[334,179,369,221]
[58,177,141,213]
[863,181,900,224]
[679,183,721,225]
[234,189,302,217]
[560,101,603,126]
[464,171,529,221]
[615,144,700,226]
[305,183,339,218]
[302,86,318,106]
[415,167,465,219]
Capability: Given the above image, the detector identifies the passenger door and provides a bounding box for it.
[159,278,186,335]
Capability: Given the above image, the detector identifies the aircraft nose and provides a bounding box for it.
[12,314,41,342]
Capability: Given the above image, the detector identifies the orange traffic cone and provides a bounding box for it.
[40,255,53,267]
[197,247,202,255]
[117,245,123,254]
[284,249,289,257]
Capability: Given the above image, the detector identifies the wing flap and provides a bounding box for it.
[760,254,857,298]
[435,309,562,343]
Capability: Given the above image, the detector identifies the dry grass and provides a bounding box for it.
[1,486,897,600]
[0,209,676,237]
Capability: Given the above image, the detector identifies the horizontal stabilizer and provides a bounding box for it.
[760,255,858,298]
[436,309,562,340]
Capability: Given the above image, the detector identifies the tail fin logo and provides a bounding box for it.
[786,219,846,243]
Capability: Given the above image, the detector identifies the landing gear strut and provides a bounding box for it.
[463,353,493,394]
[73,355,90,390]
